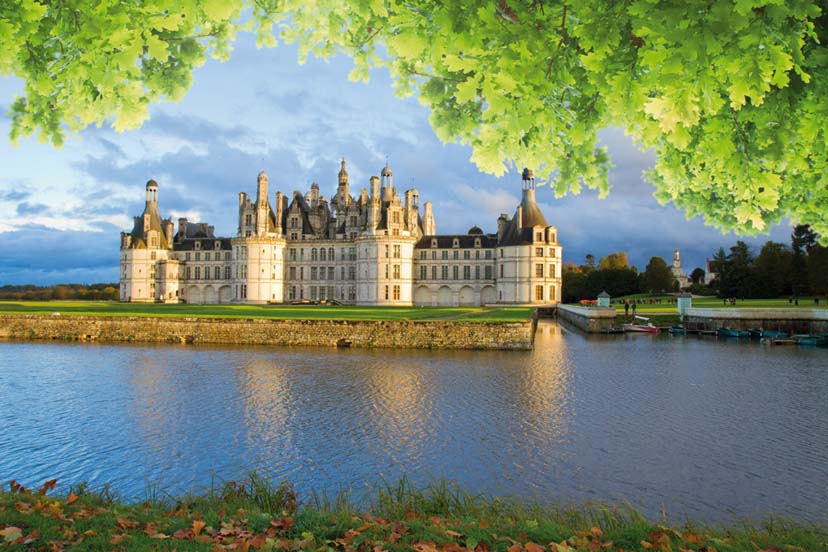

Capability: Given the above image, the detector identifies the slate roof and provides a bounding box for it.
[129,202,170,249]
[497,189,550,246]
[415,234,498,249]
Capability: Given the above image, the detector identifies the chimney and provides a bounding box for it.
[178,218,188,241]
[275,191,283,234]
[370,176,380,200]
[497,214,508,241]
[163,220,174,246]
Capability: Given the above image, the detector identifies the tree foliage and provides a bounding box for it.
[2,1,828,238]
[598,251,629,270]
[642,256,673,293]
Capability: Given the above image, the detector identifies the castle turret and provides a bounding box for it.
[146,179,158,206]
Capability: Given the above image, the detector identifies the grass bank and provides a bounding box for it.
[609,296,827,316]
[1,476,825,551]
[0,301,533,323]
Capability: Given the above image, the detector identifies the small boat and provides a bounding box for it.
[748,328,764,339]
[796,335,828,347]
[623,316,661,333]
[716,327,751,338]
[762,330,789,339]
[668,325,685,334]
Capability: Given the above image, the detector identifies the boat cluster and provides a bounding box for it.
[712,327,828,347]
[621,317,828,347]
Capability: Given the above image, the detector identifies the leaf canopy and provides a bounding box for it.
[2,0,827,238]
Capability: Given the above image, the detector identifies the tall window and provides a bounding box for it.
[535,264,544,277]
[195,266,201,280]
[535,285,544,301]
[311,267,317,280]
[312,248,318,261]
[536,247,544,256]
[384,285,389,300]
[463,266,470,280]
[289,267,296,279]
[320,248,326,261]
[432,266,437,280]
[328,267,334,280]
[214,266,220,279]
[329,248,334,260]
[393,245,401,258]
[393,265,400,279]
[393,285,400,300]
[442,251,448,260]
[536,231,543,241]
[225,266,231,279]
[463,250,470,260]
[420,265,427,279]
[385,244,389,257]
[441,266,448,280]
[452,266,459,280]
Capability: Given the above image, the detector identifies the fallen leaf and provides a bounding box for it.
[66,492,79,505]
[641,542,653,550]
[446,529,464,538]
[117,516,140,530]
[525,543,545,552]
[591,527,603,538]
[508,544,523,552]
[1,526,23,542]
[193,520,206,536]
[39,479,58,495]
[82,530,96,537]
[109,534,128,545]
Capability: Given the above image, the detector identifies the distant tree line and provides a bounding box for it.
[562,224,828,303]
[0,283,119,301]
[711,225,828,299]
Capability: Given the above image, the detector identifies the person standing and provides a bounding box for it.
[624,300,630,318]
[632,300,637,317]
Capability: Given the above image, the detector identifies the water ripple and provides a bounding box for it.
[0,321,826,523]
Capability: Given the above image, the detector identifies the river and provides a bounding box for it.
[0,321,826,523]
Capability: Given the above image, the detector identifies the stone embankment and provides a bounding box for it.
[684,308,828,334]
[556,304,618,333]
[0,314,535,351]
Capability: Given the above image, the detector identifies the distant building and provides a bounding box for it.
[704,258,717,285]
[119,162,562,306]
[670,249,687,290]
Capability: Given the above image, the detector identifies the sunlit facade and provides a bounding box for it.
[119,162,562,306]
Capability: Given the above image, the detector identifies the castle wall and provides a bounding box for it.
[0,315,535,351]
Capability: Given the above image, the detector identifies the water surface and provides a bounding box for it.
[1,321,826,523]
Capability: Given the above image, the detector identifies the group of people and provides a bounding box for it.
[623,299,638,317]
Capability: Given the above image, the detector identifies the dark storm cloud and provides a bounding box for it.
[0,224,119,285]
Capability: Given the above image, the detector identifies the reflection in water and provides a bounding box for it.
[0,321,826,524]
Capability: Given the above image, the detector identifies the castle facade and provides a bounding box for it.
[119,161,562,306]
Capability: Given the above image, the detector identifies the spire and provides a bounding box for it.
[338,158,349,185]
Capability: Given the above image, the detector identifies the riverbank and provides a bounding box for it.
[0,313,534,350]
[1,476,824,552]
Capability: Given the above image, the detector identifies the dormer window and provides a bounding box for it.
[474,238,481,248]
[195,241,201,250]
[452,238,459,248]
[215,241,220,250]
[536,231,543,242]
[431,239,437,248]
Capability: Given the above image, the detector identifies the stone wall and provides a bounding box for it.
[557,305,618,333]
[0,314,534,351]
[684,308,828,334]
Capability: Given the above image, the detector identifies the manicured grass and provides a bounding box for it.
[1,476,825,552]
[0,301,534,323]
[608,296,828,316]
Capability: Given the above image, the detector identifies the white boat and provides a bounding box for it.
[623,316,661,333]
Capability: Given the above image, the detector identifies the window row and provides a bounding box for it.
[419,249,493,261]
[417,265,493,281]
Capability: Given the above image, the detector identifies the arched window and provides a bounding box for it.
[320,248,326,261]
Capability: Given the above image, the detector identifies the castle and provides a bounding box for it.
[119,161,562,306]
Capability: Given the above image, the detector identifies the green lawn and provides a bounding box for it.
[607,296,828,315]
[0,301,533,323]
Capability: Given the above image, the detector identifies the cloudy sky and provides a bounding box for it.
[0,33,792,285]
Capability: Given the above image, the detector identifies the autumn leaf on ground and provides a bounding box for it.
[1,526,24,542]
[446,529,464,538]
[524,542,545,552]
[65,491,79,505]
[193,519,206,536]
